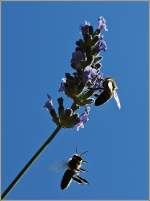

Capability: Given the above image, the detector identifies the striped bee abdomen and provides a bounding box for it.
[60,169,74,190]
[95,91,112,106]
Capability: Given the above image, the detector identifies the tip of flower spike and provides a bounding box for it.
[43,94,53,110]
[98,16,108,32]
[58,78,66,92]
[84,20,91,26]
[80,20,93,39]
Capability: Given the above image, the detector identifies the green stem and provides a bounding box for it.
[1,125,61,200]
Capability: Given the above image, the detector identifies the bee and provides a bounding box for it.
[61,151,88,190]
[94,77,121,109]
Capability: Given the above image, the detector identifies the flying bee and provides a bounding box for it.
[60,151,88,190]
[94,77,121,109]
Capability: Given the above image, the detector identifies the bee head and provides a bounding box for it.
[103,77,117,92]
[72,154,82,161]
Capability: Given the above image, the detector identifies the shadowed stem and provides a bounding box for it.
[1,125,61,200]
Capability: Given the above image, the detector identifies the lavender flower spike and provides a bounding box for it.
[98,16,108,32]
[76,106,91,131]
[43,94,53,110]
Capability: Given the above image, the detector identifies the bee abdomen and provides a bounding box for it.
[61,169,74,190]
[95,91,112,106]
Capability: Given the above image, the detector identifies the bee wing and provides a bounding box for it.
[61,169,73,190]
[48,160,68,173]
[113,90,121,109]
[76,175,89,184]
[95,91,111,106]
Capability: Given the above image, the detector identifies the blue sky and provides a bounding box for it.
[2,1,149,200]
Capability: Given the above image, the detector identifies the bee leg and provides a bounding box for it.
[76,175,89,184]
[89,87,104,91]
[75,167,86,172]
[75,168,81,172]
[93,87,104,90]
[72,176,83,184]
[82,160,88,163]
[79,168,87,172]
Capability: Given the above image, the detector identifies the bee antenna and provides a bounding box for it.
[76,147,78,155]
[80,151,88,156]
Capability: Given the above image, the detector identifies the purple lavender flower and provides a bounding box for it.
[99,36,107,52]
[76,106,91,131]
[82,66,98,84]
[93,36,107,55]
[71,50,85,69]
[92,74,104,94]
[59,78,66,92]
[98,16,108,32]
[43,94,53,110]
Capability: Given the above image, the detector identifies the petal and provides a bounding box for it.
[59,78,66,92]
[98,16,108,31]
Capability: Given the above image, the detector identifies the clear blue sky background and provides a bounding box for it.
[2,1,149,200]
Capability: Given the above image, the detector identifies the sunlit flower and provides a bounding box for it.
[59,78,66,92]
[94,36,107,54]
[76,106,91,131]
[93,74,104,89]
[82,66,98,84]
[98,16,108,31]
[99,36,107,51]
